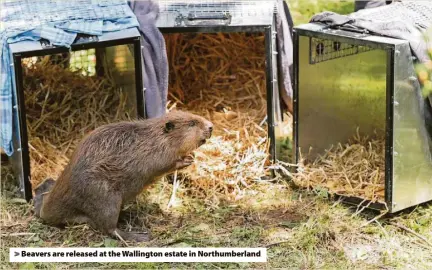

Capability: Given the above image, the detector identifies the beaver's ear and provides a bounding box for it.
[164,121,175,133]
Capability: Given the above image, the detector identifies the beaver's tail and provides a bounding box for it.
[33,178,56,218]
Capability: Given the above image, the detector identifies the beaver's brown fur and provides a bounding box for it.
[33,178,56,218]
[35,110,213,242]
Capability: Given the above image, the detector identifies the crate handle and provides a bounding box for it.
[177,12,232,26]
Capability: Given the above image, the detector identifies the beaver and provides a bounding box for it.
[33,178,56,218]
[34,110,213,242]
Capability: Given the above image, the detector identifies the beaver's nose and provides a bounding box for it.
[207,122,213,136]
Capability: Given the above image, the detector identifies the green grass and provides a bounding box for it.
[2,167,432,269]
[288,0,355,25]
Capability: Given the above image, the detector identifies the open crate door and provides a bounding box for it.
[293,23,432,213]
[392,41,432,212]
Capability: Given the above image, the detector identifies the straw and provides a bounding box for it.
[23,55,132,187]
[164,32,272,203]
[292,128,386,203]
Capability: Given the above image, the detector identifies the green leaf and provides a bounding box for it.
[314,186,329,199]
[104,238,118,247]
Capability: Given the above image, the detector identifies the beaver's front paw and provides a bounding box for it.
[175,154,195,170]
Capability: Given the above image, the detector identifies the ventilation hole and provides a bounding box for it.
[316,42,324,55]
[333,41,341,51]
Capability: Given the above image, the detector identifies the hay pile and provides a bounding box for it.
[23,56,131,187]
[164,33,272,202]
[291,130,386,203]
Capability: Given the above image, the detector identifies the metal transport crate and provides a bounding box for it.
[293,23,432,213]
[155,0,289,164]
[9,28,144,201]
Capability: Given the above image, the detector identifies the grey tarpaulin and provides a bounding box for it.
[128,0,169,118]
[276,0,295,113]
[310,0,432,63]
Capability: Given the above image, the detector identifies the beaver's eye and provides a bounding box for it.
[189,120,196,127]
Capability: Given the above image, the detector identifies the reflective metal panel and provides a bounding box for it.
[297,35,387,161]
[104,44,139,118]
[392,43,432,212]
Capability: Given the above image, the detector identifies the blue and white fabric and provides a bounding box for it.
[0,0,139,156]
